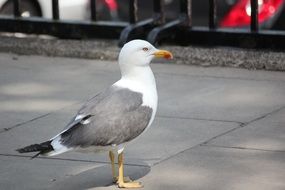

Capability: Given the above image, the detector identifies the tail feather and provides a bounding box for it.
[16,140,54,158]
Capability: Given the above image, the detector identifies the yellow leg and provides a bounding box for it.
[109,151,117,182]
[117,152,143,188]
[109,151,132,184]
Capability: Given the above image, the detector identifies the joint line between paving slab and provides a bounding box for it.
[201,105,285,145]
[201,124,245,145]
[153,106,285,167]
[243,105,285,126]
[0,101,84,134]
[152,124,244,167]
[0,113,51,133]
[0,153,150,168]
[157,114,243,124]
[202,105,285,146]
[201,144,285,153]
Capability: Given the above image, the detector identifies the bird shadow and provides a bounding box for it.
[51,161,150,190]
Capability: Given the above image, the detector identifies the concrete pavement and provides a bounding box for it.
[0,52,285,190]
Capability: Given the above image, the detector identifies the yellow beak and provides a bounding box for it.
[153,50,173,60]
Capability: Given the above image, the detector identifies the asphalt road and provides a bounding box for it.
[0,53,285,190]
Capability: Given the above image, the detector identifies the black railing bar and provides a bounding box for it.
[0,16,127,39]
[186,27,285,48]
[179,0,192,27]
[188,26,285,34]
[153,0,164,24]
[118,0,165,46]
[153,0,163,13]
[52,0,60,20]
[0,16,128,26]
[147,0,192,44]
[250,0,258,32]
[13,0,20,17]
[147,19,182,44]
[129,0,138,24]
[90,0,96,21]
[209,0,217,29]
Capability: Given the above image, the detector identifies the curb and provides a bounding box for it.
[0,35,284,71]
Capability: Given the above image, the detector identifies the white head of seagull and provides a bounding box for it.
[118,39,173,79]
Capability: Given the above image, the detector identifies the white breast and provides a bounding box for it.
[114,71,158,131]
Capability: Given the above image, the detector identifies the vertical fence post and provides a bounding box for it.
[13,0,20,17]
[129,0,138,24]
[153,0,164,24]
[180,0,192,27]
[250,0,258,32]
[52,0,60,20]
[209,0,217,29]
[90,0,97,21]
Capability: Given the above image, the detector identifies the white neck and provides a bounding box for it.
[120,65,156,87]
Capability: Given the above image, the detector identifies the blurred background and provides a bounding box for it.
[0,0,284,30]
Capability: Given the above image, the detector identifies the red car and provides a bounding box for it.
[96,0,285,30]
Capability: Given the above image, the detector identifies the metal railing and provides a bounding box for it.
[0,0,285,49]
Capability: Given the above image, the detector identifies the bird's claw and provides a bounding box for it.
[118,181,143,188]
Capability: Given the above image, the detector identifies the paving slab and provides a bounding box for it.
[0,103,239,166]
[51,164,150,190]
[0,155,148,190]
[0,54,119,130]
[95,146,285,190]
[156,72,285,122]
[207,107,285,151]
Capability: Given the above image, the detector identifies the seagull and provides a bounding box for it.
[16,39,173,188]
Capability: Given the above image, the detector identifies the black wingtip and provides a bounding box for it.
[16,141,54,155]
[16,148,26,153]
[16,148,43,159]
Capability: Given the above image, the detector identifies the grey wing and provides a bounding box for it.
[59,86,153,148]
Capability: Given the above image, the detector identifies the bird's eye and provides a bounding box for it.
[142,47,149,51]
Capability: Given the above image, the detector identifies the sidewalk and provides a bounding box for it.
[0,52,285,190]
